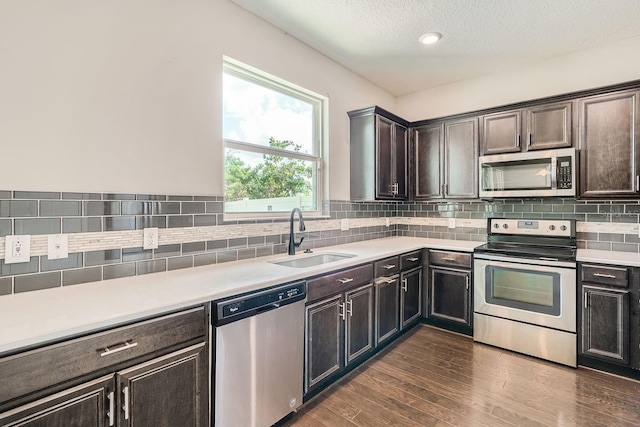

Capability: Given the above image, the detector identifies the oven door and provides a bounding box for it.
[474,255,576,333]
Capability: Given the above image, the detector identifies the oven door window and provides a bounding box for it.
[485,265,560,315]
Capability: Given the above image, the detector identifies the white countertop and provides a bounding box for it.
[1,236,637,356]
[0,237,480,356]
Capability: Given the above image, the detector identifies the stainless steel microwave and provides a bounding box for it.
[479,147,576,198]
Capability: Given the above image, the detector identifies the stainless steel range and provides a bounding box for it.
[473,218,577,367]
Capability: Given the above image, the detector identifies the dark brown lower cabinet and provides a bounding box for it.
[428,266,472,331]
[305,284,374,394]
[400,267,422,329]
[0,306,209,427]
[580,285,630,365]
[0,375,112,427]
[375,276,400,346]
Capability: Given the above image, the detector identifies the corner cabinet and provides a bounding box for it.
[0,306,209,427]
[578,89,640,198]
[413,117,478,199]
[349,106,409,200]
[426,249,473,335]
[480,101,573,155]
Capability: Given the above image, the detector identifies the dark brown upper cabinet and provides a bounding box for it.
[349,107,409,200]
[578,89,640,198]
[481,101,573,155]
[413,117,478,200]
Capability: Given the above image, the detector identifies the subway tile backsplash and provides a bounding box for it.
[0,191,637,295]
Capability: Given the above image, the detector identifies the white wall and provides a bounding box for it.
[396,36,640,121]
[0,0,395,200]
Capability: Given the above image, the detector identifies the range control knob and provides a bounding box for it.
[502,223,509,229]
[560,225,567,231]
[493,223,499,229]
[549,225,556,231]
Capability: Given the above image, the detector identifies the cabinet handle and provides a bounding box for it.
[407,257,419,262]
[107,391,115,427]
[527,133,532,147]
[339,302,346,321]
[337,277,354,284]
[441,257,455,262]
[636,175,639,192]
[402,278,408,292]
[347,299,353,317]
[382,264,396,270]
[444,184,448,195]
[593,273,617,279]
[383,277,396,284]
[465,276,470,290]
[122,386,130,420]
[100,341,138,357]
[584,292,588,309]
[516,134,521,148]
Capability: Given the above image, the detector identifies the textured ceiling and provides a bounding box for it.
[230,0,640,96]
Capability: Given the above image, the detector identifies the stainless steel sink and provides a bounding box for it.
[270,253,356,268]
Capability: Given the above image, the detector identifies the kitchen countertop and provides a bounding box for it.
[1,236,637,356]
[0,237,479,356]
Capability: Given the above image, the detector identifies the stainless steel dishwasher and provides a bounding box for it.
[211,281,306,427]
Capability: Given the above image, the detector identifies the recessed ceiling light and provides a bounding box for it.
[419,32,442,45]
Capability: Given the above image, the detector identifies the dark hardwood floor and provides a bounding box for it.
[281,325,640,427]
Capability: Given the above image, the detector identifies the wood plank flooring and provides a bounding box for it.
[280,325,640,427]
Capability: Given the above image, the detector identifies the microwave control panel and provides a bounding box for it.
[557,156,572,189]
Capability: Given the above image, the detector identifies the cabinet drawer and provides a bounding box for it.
[375,256,400,277]
[0,305,207,405]
[307,264,373,303]
[400,251,423,271]
[429,250,472,269]
[581,264,629,288]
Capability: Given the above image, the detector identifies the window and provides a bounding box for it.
[222,58,326,217]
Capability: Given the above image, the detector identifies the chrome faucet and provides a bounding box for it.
[288,207,306,255]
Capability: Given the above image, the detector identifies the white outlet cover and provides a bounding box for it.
[448,218,456,229]
[143,227,159,250]
[5,235,31,264]
[341,218,349,231]
[48,234,69,260]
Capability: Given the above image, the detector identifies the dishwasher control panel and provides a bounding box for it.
[212,281,306,326]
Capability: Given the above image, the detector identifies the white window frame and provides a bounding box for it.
[222,57,327,220]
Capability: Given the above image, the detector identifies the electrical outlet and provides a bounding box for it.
[5,235,31,264]
[385,217,390,227]
[143,228,159,250]
[341,218,349,231]
[448,218,456,229]
[47,234,68,260]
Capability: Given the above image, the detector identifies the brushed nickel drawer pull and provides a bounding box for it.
[441,257,455,261]
[100,341,138,357]
[402,278,408,292]
[383,278,396,284]
[407,257,419,262]
[593,273,617,279]
[339,302,346,321]
[347,299,353,317]
[382,264,396,270]
[337,278,354,284]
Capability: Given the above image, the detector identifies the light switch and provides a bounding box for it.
[48,234,69,260]
[5,235,31,264]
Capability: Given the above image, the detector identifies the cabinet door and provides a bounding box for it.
[413,124,443,199]
[580,286,630,365]
[394,124,408,199]
[429,267,471,326]
[445,118,478,198]
[375,115,395,199]
[525,101,573,151]
[400,268,422,329]
[345,284,374,365]
[579,90,640,198]
[375,276,400,346]
[305,294,344,392]
[117,342,208,427]
[481,110,522,155]
[0,376,112,427]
